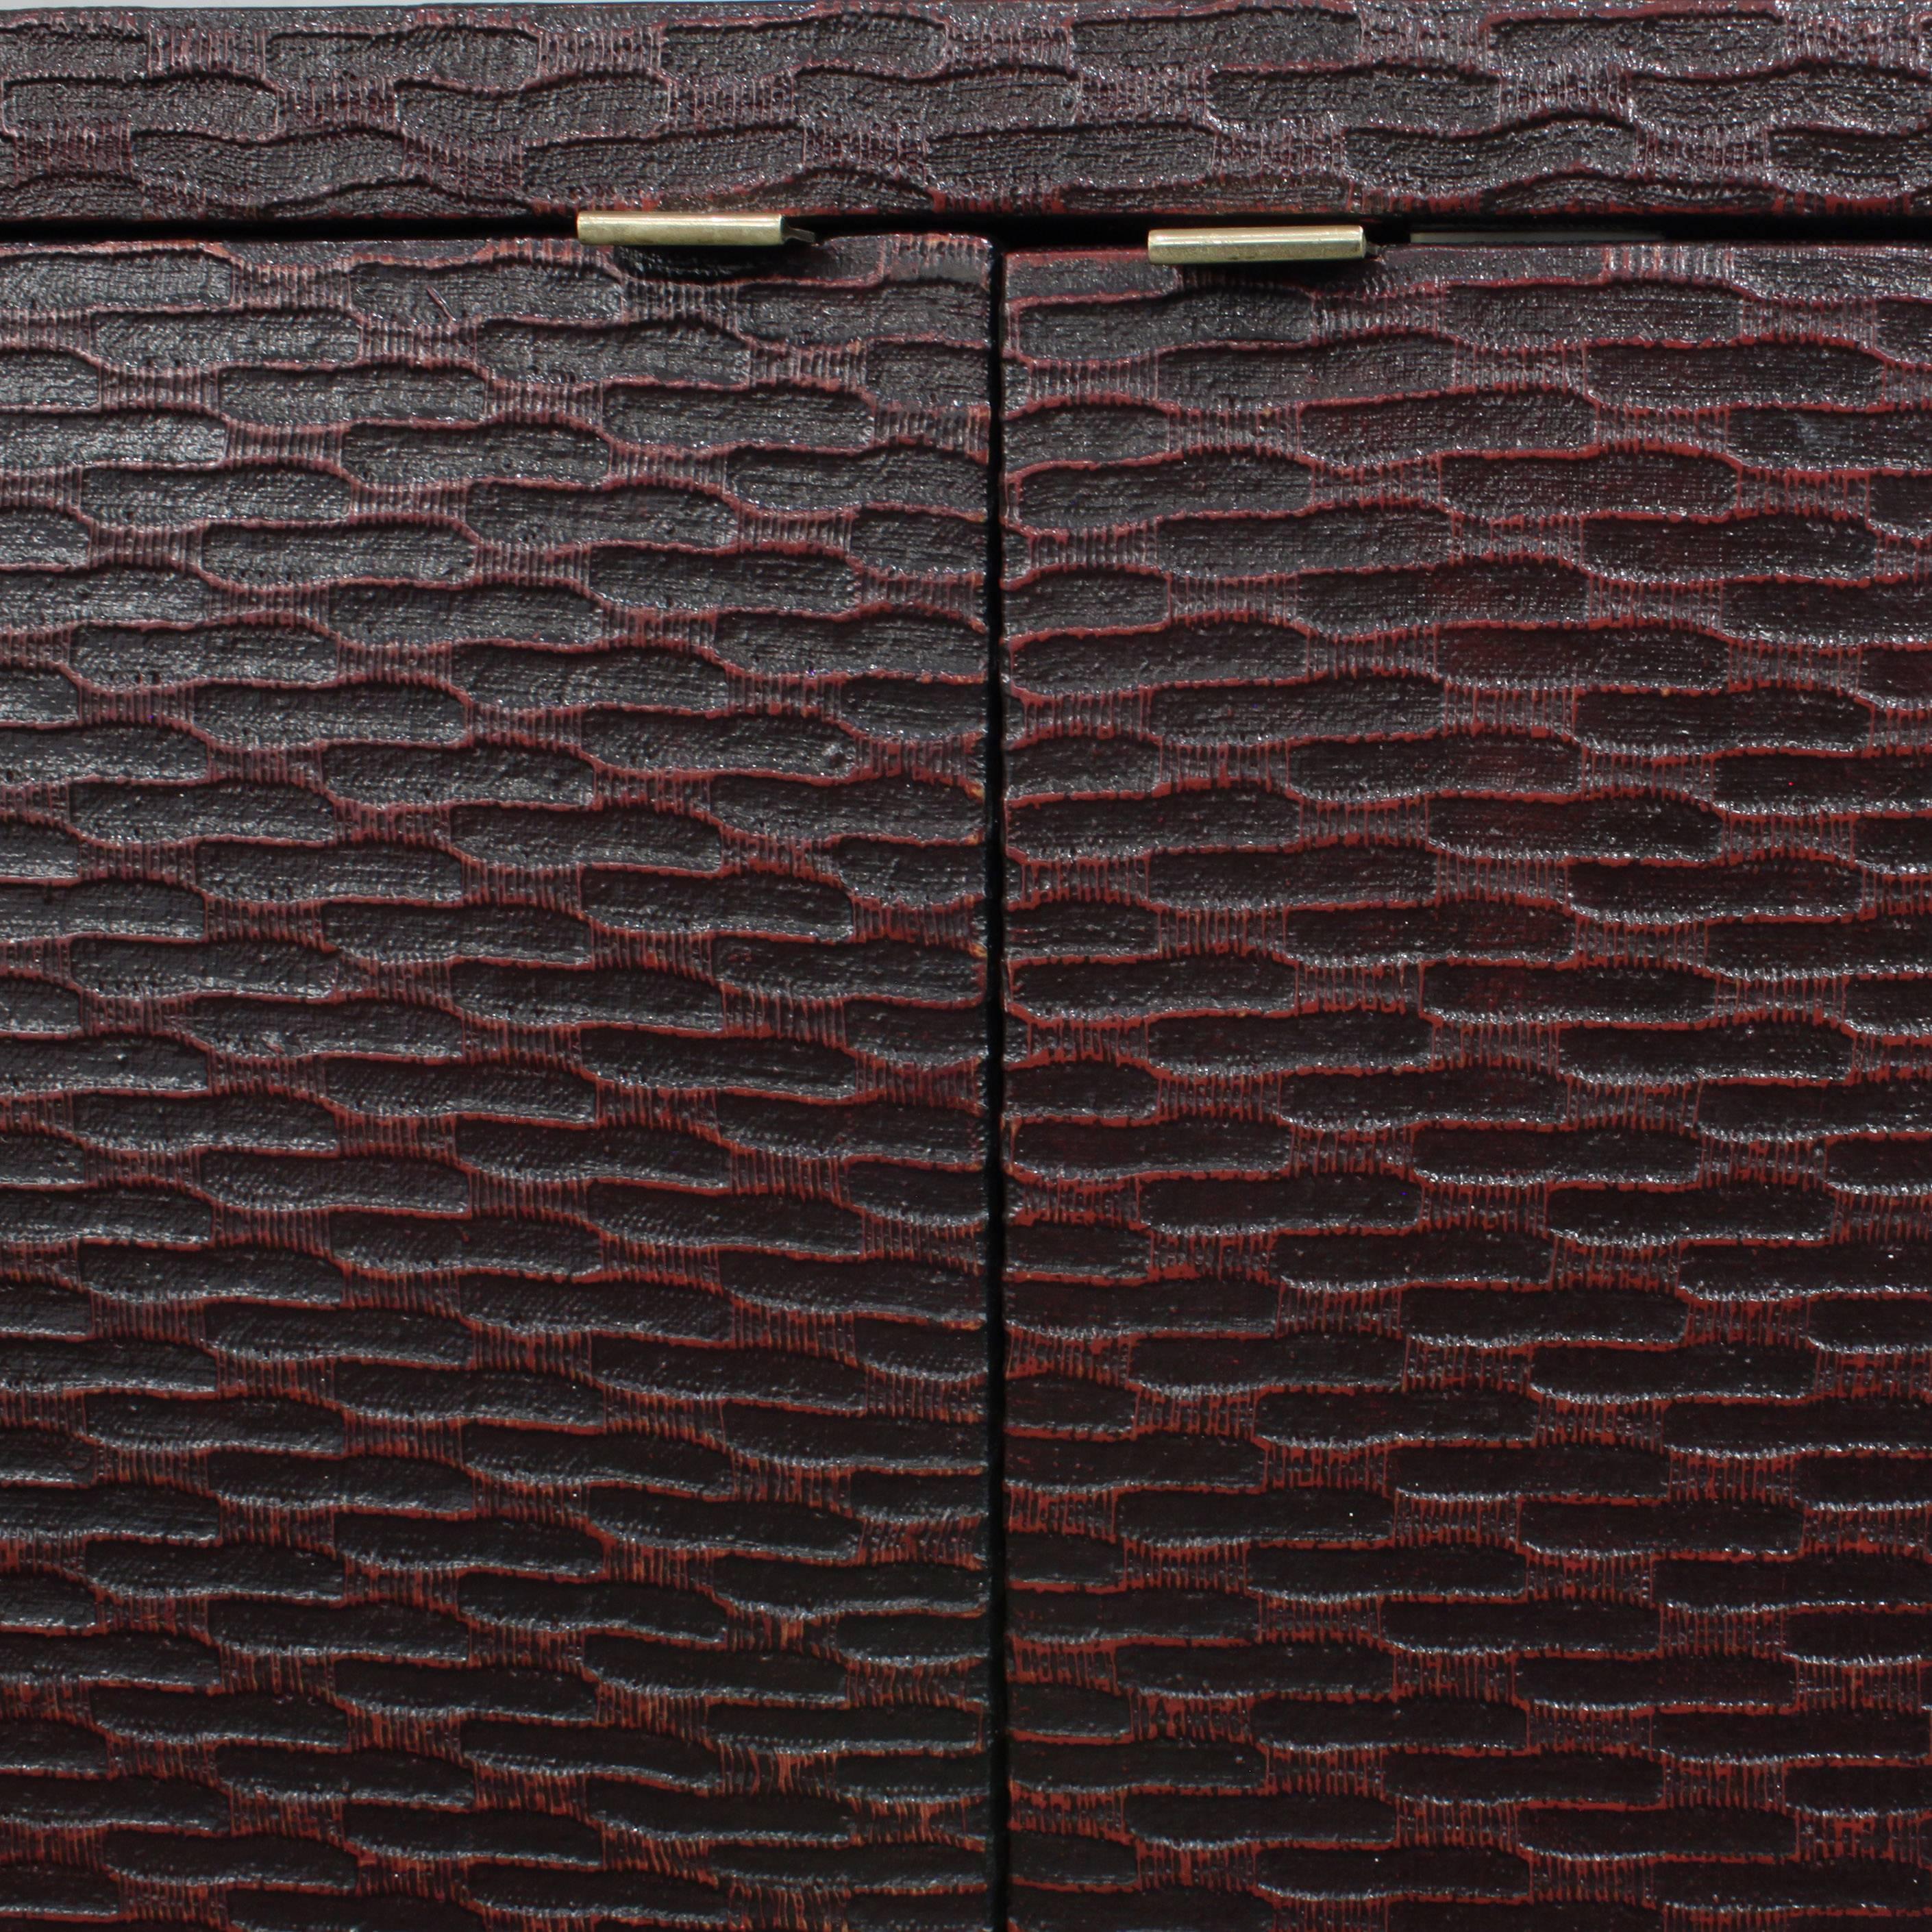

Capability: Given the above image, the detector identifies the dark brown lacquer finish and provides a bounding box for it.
[1,1,1931,222]
[0,234,993,1929]
[1002,244,1932,1931]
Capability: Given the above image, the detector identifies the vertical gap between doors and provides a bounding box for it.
[982,240,1012,1932]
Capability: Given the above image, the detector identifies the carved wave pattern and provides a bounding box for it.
[0,1,1928,221]
[1002,243,1932,1931]
[0,234,992,1929]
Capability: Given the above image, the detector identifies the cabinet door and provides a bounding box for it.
[0,236,991,1927]
[1002,245,1932,1927]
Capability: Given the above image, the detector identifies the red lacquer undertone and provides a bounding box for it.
[0,3,1921,223]
[1002,244,1932,1931]
[0,234,992,1929]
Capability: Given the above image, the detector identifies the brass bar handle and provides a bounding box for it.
[577,211,814,248]
[1147,223,1370,265]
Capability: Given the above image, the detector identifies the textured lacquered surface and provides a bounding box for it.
[0,234,992,1927]
[1002,244,1932,1929]
[0,1,1930,221]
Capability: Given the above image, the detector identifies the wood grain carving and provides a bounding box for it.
[1,2,1931,222]
[1002,244,1932,1930]
[0,233,991,1928]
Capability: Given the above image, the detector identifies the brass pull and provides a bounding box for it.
[1146,223,1369,265]
[576,212,814,248]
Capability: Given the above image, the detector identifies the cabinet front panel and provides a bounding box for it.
[1002,244,1932,1928]
[0,235,991,1927]
[0,3,1926,223]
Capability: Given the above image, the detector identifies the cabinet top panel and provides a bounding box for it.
[0,1,1927,223]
